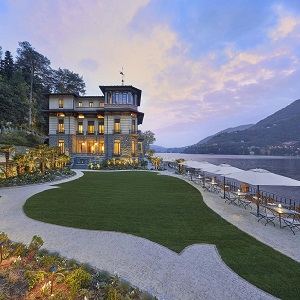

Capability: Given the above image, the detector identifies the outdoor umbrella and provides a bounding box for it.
[210,164,244,198]
[226,168,300,216]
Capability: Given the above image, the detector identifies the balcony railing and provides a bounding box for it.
[56,130,65,134]
[86,131,95,135]
[76,131,83,135]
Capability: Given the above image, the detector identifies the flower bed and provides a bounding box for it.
[0,168,76,188]
[0,233,156,299]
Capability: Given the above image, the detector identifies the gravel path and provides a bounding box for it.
[0,170,281,300]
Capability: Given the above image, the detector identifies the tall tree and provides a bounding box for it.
[141,130,156,154]
[3,50,14,80]
[16,41,52,129]
[52,68,86,95]
[0,46,3,79]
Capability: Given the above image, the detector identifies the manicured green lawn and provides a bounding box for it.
[23,171,300,299]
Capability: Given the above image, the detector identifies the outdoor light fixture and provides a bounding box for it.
[78,114,85,119]
[49,265,58,295]
[0,241,6,263]
[278,204,282,208]
[97,115,104,118]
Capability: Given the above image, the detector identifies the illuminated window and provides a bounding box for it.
[78,121,83,134]
[58,119,64,133]
[100,102,104,107]
[58,99,63,108]
[58,139,64,154]
[138,141,143,155]
[132,140,136,155]
[99,140,104,154]
[131,119,136,133]
[114,139,120,156]
[114,119,120,133]
[88,121,94,134]
[98,120,104,134]
[89,102,94,107]
[78,102,82,107]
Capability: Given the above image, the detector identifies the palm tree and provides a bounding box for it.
[25,149,36,173]
[33,145,50,174]
[48,146,60,169]
[0,145,15,178]
[176,158,185,173]
[56,154,70,169]
[151,157,162,170]
[12,153,27,176]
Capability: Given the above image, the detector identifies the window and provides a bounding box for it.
[58,99,63,108]
[131,140,136,155]
[78,102,82,107]
[78,121,83,134]
[58,119,64,133]
[128,93,133,104]
[112,92,119,104]
[58,139,64,154]
[100,102,104,107]
[138,141,143,155]
[98,120,104,134]
[122,93,127,104]
[114,139,120,156]
[99,140,104,154]
[89,102,94,107]
[114,119,120,133]
[88,121,94,134]
[131,119,136,133]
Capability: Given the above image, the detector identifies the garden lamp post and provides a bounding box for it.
[0,241,6,263]
[49,265,58,295]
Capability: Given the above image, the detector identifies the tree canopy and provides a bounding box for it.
[0,41,86,134]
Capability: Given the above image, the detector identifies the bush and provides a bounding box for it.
[65,268,92,296]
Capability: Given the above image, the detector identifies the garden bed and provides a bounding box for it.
[0,234,156,300]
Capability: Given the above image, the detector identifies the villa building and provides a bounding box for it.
[44,85,144,165]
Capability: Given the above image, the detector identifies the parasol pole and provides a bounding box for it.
[256,185,260,217]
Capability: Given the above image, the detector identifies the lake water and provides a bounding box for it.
[158,153,300,204]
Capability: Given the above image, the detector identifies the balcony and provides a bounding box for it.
[86,131,95,135]
[76,131,83,135]
[113,130,122,134]
[56,130,65,134]
[97,131,104,135]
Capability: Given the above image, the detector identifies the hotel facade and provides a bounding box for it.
[45,85,144,164]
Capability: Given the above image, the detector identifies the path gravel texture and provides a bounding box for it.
[0,170,285,300]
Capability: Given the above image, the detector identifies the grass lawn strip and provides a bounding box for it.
[23,171,300,300]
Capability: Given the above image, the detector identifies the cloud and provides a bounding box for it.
[1,0,300,147]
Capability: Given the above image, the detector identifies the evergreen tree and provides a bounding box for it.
[16,41,52,129]
[3,50,14,80]
[0,46,3,79]
[51,68,86,95]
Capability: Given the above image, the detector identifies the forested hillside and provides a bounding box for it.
[184,99,300,156]
[0,42,86,135]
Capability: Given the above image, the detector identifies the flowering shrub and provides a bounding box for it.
[0,234,157,299]
[0,168,75,187]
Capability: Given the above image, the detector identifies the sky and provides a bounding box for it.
[1,0,300,148]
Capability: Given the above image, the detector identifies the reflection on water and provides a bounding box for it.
[159,153,300,204]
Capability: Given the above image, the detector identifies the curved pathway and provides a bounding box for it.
[0,170,277,300]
